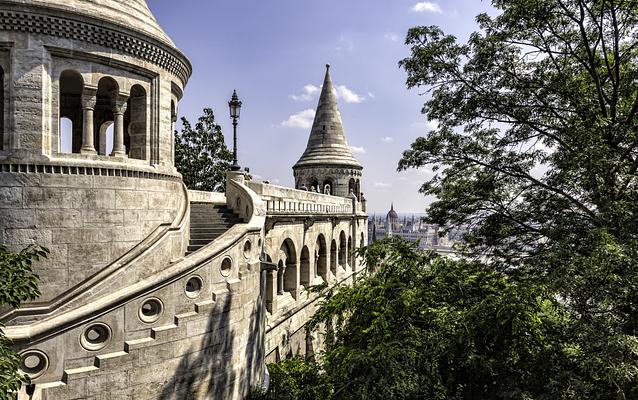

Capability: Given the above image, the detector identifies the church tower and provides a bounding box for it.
[293,64,363,198]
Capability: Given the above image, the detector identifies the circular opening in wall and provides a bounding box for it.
[138,298,163,323]
[19,350,49,379]
[185,276,203,298]
[243,240,252,258]
[221,257,232,277]
[80,323,111,351]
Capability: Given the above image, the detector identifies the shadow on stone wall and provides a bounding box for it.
[159,272,265,399]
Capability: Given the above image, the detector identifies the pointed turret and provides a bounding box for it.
[294,65,362,169]
[293,65,363,198]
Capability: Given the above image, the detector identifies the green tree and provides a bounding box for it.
[174,108,233,192]
[0,244,48,398]
[302,238,575,400]
[397,0,638,397]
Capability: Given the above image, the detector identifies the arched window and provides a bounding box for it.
[58,70,84,153]
[100,121,114,156]
[323,179,333,195]
[125,84,147,160]
[95,77,118,155]
[330,239,337,277]
[339,231,347,267]
[281,239,298,299]
[59,117,73,153]
[348,178,356,195]
[316,234,328,282]
[300,246,310,287]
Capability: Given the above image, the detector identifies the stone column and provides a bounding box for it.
[111,95,128,157]
[277,266,285,295]
[80,88,97,154]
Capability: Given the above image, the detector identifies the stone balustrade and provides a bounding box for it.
[246,180,357,215]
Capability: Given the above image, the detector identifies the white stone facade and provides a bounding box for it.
[0,2,367,399]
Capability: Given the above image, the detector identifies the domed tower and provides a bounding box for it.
[0,0,190,304]
[386,203,400,235]
[293,64,363,198]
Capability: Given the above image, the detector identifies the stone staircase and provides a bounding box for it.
[187,203,242,255]
[41,281,243,398]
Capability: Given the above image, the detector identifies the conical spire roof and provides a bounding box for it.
[293,65,363,169]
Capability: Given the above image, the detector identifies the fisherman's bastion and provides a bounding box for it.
[0,1,368,398]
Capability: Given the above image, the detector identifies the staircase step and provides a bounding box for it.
[125,337,155,352]
[63,365,99,381]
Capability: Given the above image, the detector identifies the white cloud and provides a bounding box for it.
[374,182,392,188]
[289,83,366,103]
[281,109,316,129]
[334,85,365,103]
[336,35,355,54]
[350,145,366,154]
[290,84,320,101]
[411,119,439,131]
[412,2,442,13]
[381,136,394,143]
[426,119,439,130]
[384,32,400,42]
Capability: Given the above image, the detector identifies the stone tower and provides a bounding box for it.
[293,65,363,198]
[0,0,191,304]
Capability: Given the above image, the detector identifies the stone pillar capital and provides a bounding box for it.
[81,87,98,110]
[112,94,129,114]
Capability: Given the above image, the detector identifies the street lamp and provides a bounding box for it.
[228,90,242,171]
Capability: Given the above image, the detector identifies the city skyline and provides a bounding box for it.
[148,0,493,213]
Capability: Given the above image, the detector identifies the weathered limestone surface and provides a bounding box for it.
[0,1,367,399]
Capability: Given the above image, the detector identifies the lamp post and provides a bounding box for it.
[228,90,242,171]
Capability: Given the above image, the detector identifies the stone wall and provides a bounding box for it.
[0,168,185,302]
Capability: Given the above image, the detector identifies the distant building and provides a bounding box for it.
[369,203,462,250]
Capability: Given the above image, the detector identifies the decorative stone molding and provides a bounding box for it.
[80,87,97,110]
[0,9,191,85]
[0,163,182,182]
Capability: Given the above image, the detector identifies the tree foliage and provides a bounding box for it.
[264,1,638,397]
[397,1,638,396]
[0,244,47,398]
[174,108,233,192]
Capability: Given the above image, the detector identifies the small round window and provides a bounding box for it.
[243,240,252,258]
[80,323,111,351]
[19,350,49,379]
[221,257,232,277]
[139,298,163,323]
[185,276,203,298]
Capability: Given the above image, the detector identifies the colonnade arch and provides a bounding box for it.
[265,224,366,315]
[57,70,150,159]
[338,231,347,268]
[316,234,328,281]
[300,246,310,287]
[59,70,84,153]
[281,239,297,298]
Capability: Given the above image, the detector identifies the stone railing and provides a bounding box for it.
[246,180,356,215]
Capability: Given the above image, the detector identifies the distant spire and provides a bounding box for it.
[391,202,394,211]
[293,64,362,169]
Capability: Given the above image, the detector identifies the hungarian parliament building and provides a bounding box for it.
[368,203,464,251]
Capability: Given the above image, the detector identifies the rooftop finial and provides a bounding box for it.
[326,63,330,70]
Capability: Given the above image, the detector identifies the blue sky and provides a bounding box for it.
[148,0,492,213]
